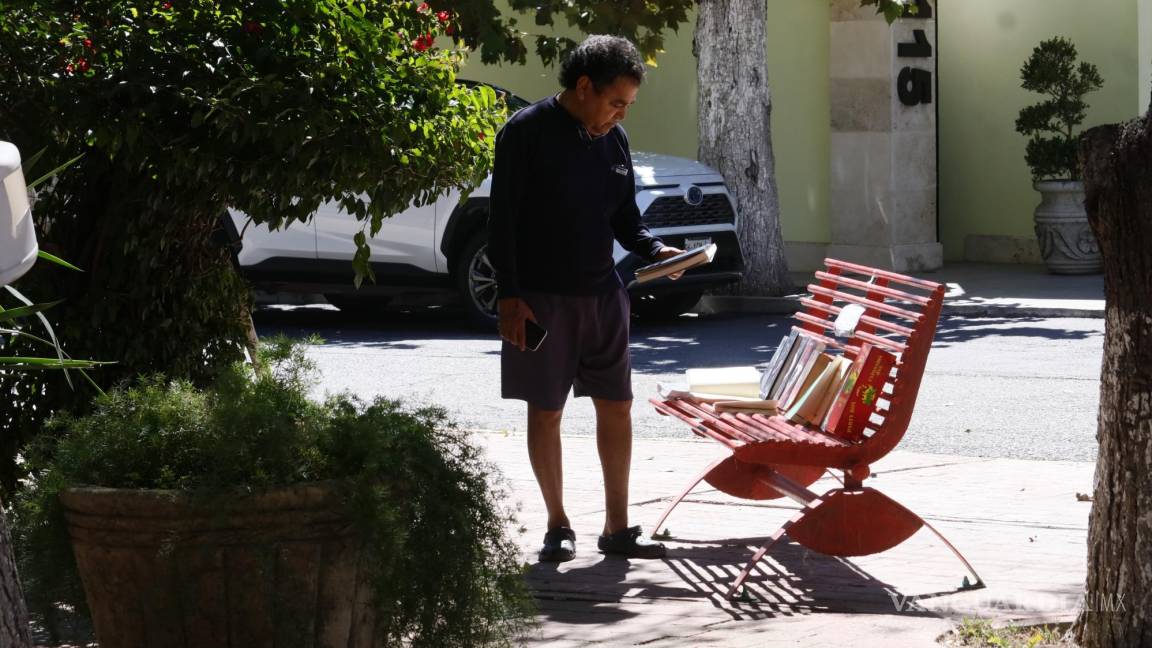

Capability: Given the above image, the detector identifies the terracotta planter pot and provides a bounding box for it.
[1033,180,1102,274]
[60,481,379,648]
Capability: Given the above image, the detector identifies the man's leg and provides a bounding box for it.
[593,397,632,535]
[527,403,569,530]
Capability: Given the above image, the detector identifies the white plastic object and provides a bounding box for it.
[0,141,37,286]
[833,303,866,337]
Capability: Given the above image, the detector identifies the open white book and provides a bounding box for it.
[635,243,717,283]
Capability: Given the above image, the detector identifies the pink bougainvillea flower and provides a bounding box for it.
[436,10,450,22]
[77,58,90,72]
[83,38,93,49]
[417,2,430,13]
[162,1,172,9]
[64,63,75,74]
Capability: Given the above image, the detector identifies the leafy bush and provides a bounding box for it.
[1015,37,1104,181]
[13,338,533,646]
[0,0,506,494]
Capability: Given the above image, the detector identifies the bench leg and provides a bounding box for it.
[726,509,806,598]
[726,486,984,599]
[919,516,984,588]
[651,454,729,536]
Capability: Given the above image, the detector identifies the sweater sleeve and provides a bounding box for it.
[609,128,664,262]
[486,120,528,299]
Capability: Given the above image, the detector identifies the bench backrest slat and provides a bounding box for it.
[794,259,945,464]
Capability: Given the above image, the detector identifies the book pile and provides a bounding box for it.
[759,327,897,440]
[657,365,778,414]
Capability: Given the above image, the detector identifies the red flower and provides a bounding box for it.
[477,132,486,140]
[77,58,90,72]
[64,63,75,74]
[162,1,172,9]
[417,2,429,13]
[436,10,450,22]
[243,20,262,34]
[83,38,93,49]
[445,25,454,36]
[412,33,434,52]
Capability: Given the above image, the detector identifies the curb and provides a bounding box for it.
[696,296,1104,319]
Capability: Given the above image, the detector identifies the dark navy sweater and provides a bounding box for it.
[487,96,664,299]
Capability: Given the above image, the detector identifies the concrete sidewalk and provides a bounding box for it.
[479,433,1094,647]
[698,262,1105,319]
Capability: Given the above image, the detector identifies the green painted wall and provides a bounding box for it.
[937,0,1140,260]
[1141,0,1151,114]
[463,1,1140,263]
[459,0,832,244]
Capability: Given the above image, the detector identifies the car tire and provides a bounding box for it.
[324,294,392,317]
[630,290,704,321]
[456,233,499,329]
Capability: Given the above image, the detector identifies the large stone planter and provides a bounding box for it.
[60,481,378,648]
[1033,180,1102,274]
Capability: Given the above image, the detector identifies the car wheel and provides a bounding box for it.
[324,294,392,317]
[457,233,499,328]
[630,290,704,320]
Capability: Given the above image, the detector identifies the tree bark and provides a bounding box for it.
[1073,108,1152,647]
[694,0,792,296]
[1,499,32,648]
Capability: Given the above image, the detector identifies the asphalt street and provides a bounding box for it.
[254,304,1104,462]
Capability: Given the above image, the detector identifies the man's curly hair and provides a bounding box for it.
[558,35,645,91]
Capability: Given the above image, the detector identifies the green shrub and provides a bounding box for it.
[1015,37,1104,181]
[13,338,533,646]
[0,0,506,495]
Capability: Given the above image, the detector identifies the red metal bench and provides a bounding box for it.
[650,258,983,598]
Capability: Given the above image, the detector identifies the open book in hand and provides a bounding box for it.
[634,243,717,283]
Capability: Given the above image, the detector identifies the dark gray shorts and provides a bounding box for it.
[501,288,632,411]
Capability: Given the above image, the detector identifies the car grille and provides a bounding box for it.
[642,194,735,228]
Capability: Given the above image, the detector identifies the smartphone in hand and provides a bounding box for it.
[524,319,548,352]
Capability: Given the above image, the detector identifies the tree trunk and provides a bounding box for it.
[1073,107,1152,647]
[694,0,792,296]
[0,499,32,648]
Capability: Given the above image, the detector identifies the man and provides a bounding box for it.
[487,35,685,562]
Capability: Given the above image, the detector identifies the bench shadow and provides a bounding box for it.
[523,536,959,629]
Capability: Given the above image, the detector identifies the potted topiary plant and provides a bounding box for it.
[1015,36,1104,274]
[13,338,533,648]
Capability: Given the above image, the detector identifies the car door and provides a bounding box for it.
[313,197,437,273]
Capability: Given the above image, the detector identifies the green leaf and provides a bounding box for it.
[0,300,64,323]
[37,250,83,271]
[0,357,107,368]
[27,152,84,189]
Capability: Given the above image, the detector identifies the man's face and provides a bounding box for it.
[576,75,639,137]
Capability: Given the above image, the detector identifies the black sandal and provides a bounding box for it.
[539,527,576,562]
[597,525,666,559]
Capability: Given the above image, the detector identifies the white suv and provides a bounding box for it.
[230,86,744,326]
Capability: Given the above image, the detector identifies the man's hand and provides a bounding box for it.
[654,246,687,280]
[498,297,538,351]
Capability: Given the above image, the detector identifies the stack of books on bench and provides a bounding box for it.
[759,327,897,440]
[662,328,897,438]
[657,366,779,414]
